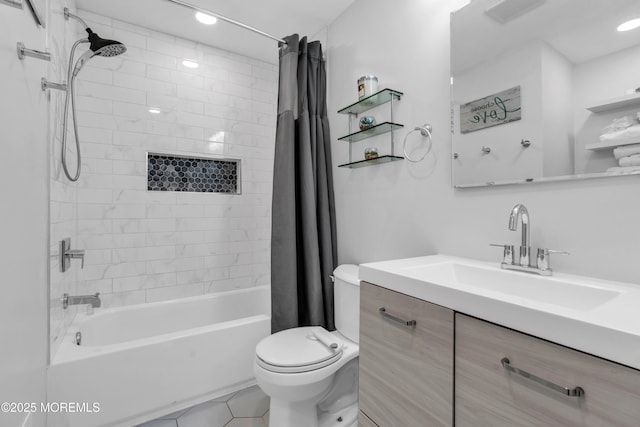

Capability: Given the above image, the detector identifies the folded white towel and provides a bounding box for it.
[613,143,640,159]
[606,166,640,174]
[619,154,640,167]
[600,124,640,142]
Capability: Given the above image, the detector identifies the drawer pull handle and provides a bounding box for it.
[379,307,417,327]
[501,357,585,398]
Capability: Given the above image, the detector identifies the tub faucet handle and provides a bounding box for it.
[60,238,85,272]
[66,249,85,268]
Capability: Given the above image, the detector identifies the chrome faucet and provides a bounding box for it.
[491,204,568,276]
[508,203,531,267]
[62,293,101,309]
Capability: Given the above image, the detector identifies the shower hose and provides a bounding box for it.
[61,39,89,182]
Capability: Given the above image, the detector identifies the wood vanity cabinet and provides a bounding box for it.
[455,313,640,427]
[358,281,454,427]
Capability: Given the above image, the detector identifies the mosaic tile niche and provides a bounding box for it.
[147,153,240,194]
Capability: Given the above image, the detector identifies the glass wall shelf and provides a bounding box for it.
[338,155,404,169]
[338,89,404,115]
[338,122,404,143]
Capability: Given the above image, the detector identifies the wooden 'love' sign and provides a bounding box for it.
[460,86,521,134]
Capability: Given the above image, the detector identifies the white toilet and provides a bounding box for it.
[254,264,360,427]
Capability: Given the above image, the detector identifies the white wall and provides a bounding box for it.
[327,0,640,285]
[0,2,52,426]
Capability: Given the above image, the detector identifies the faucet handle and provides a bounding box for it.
[536,248,569,271]
[66,249,85,269]
[490,243,515,265]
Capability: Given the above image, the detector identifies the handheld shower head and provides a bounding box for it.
[72,49,93,77]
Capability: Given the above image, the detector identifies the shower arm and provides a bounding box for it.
[63,7,89,29]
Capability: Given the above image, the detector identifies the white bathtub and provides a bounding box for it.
[47,286,271,427]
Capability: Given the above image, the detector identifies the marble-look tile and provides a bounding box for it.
[145,283,204,303]
[176,401,232,427]
[223,418,267,427]
[159,407,190,420]
[227,386,270,418]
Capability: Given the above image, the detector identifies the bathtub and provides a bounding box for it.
[47,286,271,427]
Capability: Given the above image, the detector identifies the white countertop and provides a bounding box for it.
[359,254,640,370]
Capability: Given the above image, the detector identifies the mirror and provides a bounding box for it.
[451,0,640,187]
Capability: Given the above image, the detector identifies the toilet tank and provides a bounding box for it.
[333,264,360,343]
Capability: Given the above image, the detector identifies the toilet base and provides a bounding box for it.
[269,397,320,427]
[269,399,358,427]
[318,402,358,427]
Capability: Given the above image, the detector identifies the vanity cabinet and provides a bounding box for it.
[358,281,454,427]
[455,313,640,427]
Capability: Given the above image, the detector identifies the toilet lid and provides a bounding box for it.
[256,326,343,374]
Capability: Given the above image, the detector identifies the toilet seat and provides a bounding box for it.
[256,327,344,374]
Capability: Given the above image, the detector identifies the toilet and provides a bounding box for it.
[254,264,360,427]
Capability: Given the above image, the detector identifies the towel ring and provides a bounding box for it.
[403,124,433,162]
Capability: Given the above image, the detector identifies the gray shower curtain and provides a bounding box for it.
[271,34,337,333]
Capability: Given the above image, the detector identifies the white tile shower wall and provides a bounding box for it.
[49,10,276,357]
[49,0,82,361]
[76,12,276,302]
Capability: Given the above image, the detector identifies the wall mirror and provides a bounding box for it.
[451,0,640,187]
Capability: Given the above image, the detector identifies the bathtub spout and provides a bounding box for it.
[62,293,101,310]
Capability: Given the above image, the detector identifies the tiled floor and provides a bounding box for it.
[137,385,270,427]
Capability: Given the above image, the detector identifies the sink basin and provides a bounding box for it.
[400,260,621,311]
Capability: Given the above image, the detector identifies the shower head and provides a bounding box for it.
[64,9,127,58]
[72,28,127,77]
[86,28,127,57]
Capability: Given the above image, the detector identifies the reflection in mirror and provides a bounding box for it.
[451,0,640,187]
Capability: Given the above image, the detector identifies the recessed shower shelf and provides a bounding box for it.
[338,89,404,115]
[338,155,404,169]
[338,122,404,143]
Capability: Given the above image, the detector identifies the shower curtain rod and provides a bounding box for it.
[163,0,287,45]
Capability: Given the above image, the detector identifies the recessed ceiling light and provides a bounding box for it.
[195,11,217,25]
[148,108,161,114]
[182,59,199,69]
[617,18,640,32]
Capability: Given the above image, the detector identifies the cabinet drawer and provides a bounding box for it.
[455,313,640,427]
[359,282,454,427]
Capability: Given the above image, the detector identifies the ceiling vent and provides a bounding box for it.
[484,0,546,23]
